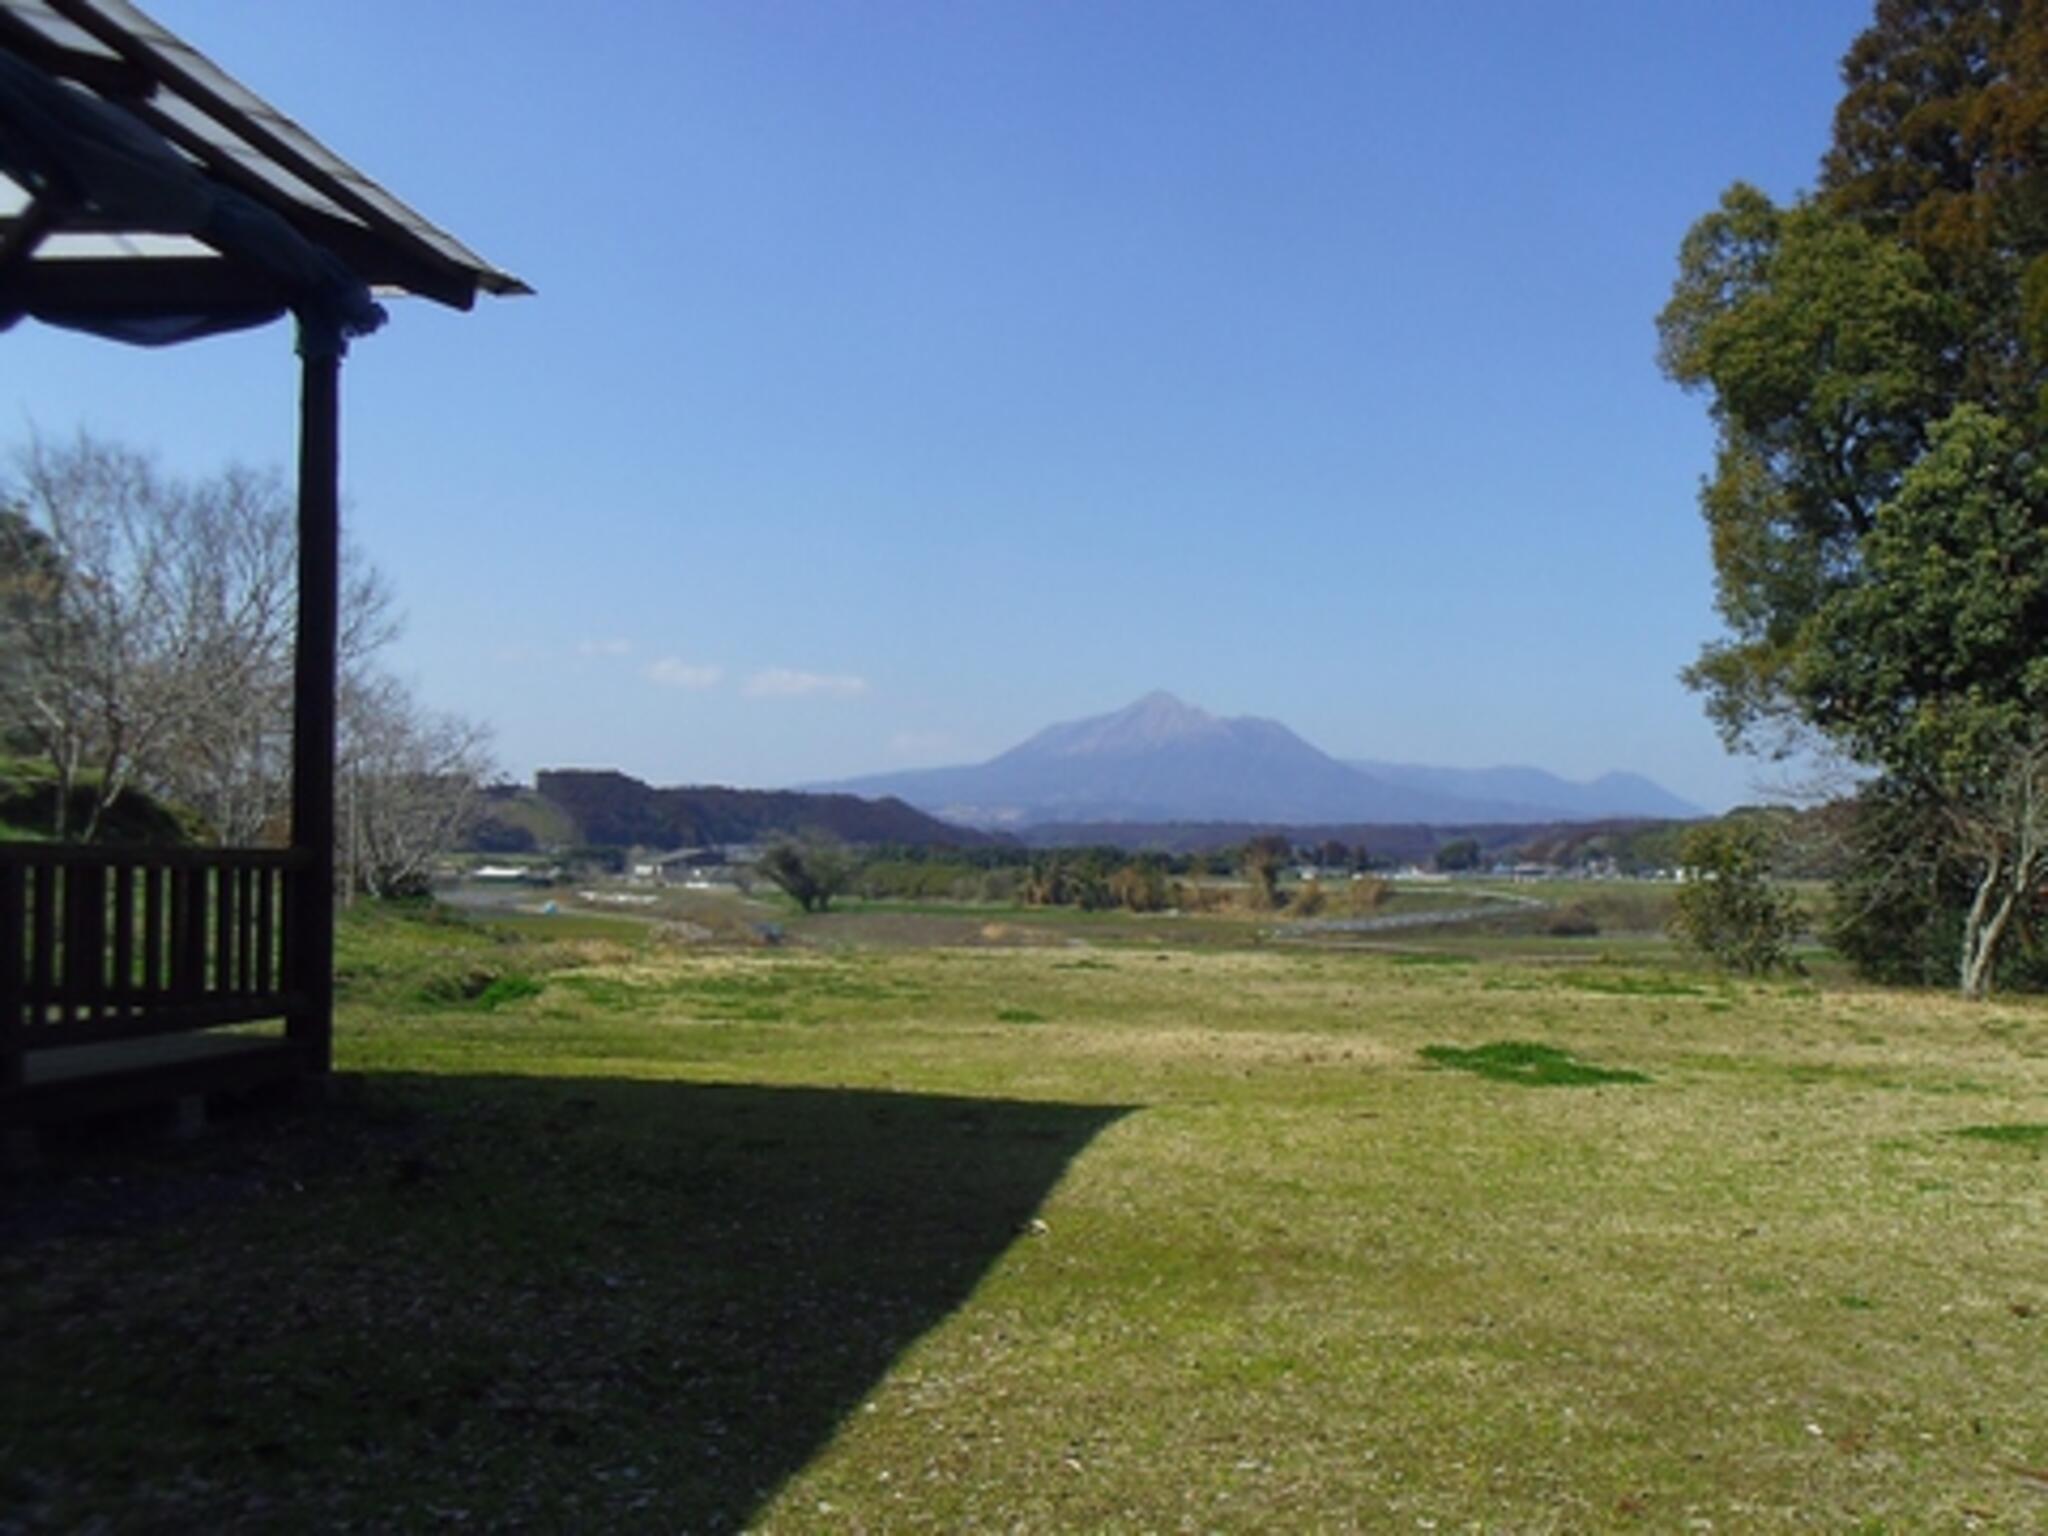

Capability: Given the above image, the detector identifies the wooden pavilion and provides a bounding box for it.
[0,0,524,1152]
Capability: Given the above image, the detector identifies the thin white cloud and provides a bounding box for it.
[645,657,723,690]
[746,668,869,699]
[577,637,633,658]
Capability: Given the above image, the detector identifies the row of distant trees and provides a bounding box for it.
[0,430,488,896]
[752,833,1400,916]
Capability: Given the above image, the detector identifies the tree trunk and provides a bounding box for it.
[1959,852,2017,1000]
[50,740,78,842]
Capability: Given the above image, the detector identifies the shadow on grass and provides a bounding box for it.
[1419,1040,1650,1087]
[0,1073,1132,1530]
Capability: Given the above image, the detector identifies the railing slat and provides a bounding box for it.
[143,864,165,1000]
[255,865,276,994]
[167,866,188,1001]
[236,865,256,994]
[83,861,109,1025]
[59,861,84,1025]
[214,863,237,995]
[178,867,207,1001]
[112,862,136,1012]
[30,863,56,1023]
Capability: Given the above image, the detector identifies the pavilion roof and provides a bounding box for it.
[0,0,525,343]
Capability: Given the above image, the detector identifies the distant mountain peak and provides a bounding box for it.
[1003,690,1228,761]
[808,694,1703,828]
[1116,688,1204,720]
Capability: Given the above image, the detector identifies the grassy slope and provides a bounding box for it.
[0,756,197,844]
[2,907,2044,1530]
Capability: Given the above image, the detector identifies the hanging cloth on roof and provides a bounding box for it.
[0,45,385,347]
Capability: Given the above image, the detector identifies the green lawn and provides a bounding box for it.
[3,905,2044,1529]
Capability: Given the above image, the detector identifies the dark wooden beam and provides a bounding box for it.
[2,207,473,314]
[286,335,340,1076]
[7,255,288,319]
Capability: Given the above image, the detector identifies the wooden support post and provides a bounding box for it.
[287,325,342,1075]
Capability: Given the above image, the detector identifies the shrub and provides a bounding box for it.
[414,964,504,1006]
[477,973,544,1009]
[976,868,1026,904]
[1287,880,1327,918]
[1109,861,1172,913]
[1344,877,1390,915]
[1237,836,1291,908]
[1544,903,1600,937]
[1435,837,1482,872]
[1669,821,1799,974]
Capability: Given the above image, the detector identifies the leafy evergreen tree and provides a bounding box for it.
[758,831,853,913]
[1662,0,2048,992]
[1435,837,1482,872]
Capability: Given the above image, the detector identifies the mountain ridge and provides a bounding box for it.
[1343,760,1701,821]
[814,692,1703,827]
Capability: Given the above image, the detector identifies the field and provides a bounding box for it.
[3,898,2045,1531]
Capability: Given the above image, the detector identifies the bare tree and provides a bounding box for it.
[0,433,218,838]
[339,671,491,899]
[3,429,479,889]
[145,473,399,847]
[0,506,64,759]
[142,462,296,844]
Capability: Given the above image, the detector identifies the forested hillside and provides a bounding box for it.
[471,770,1009,852]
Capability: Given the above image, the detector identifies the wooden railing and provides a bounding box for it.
[0,844,312,1093]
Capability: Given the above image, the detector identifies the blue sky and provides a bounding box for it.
[6,2,1879,809]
